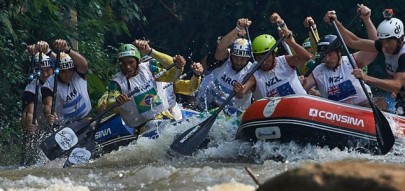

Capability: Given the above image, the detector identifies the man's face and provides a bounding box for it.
[230,55,250,71]
[380,38,398,54]
[254,53,275,71]
[119,57,138,78]
[59,68,74,83]
[40,67,53,82]
[322,50,340,69]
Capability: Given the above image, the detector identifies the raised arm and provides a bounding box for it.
[53,39,88,74]
[324,10,377,52]
[283,28,312,68]
[215,18,251,61]
[351,4,378,68]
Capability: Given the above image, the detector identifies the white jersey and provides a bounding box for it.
[384,44,405,91]
[312,55,367,105]
[197,59,253,110]
[112,62,170,127]
[24,80,46,126]
[42,72,91,122]
[253,55,307,100]
[160,81,182,120]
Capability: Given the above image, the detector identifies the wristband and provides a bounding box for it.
[64,48,72,54]
[46,49,53,56]
[235,26,243,32]
[147,48,153,56]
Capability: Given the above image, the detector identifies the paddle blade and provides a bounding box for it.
[40,120,91,160]
[373,105,395,155]
[170,115,216,155]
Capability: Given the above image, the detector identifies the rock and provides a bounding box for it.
[257,160,405,191]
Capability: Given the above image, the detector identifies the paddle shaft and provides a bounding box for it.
[331,19,394,154]
[51,51,60,115]
[32,53,41,123]
[309,25,319,44]
[304,14,359,77]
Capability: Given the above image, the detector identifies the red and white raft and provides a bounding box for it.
[236,94,405,154]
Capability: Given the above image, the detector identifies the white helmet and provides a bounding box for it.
[377,18,404,39]
[230,38,251,58]
[59,53,75,70]
[34,52,53,68]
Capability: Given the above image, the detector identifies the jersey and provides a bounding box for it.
[312,55,367,105]
[253,55,307,100]
[110,62,170,128]
[42,71,92,123]
[197,58,253,111]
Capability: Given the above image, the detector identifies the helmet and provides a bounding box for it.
[117,44,141,60]
[317,35,341,53]
[59,53,75,70]
[34,52,53,68]
[377,18,404,39]
[302,38,311,49]
[252,34,278,54]
[230,38,251,57]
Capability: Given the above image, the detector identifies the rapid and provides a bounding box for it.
[1,111,405,191]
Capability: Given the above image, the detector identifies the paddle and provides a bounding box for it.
[51,51,61,122]
[63,114,109,168]
[331,19,395,154]
[40,61,178,161]
[304,14,359,77]
[170,36,286,155]
[271,13,294,56]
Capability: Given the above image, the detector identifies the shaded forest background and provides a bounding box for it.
[0,0,403,165]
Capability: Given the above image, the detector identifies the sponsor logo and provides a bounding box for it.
[263,99,280,117]
[95,128,112,140]
[180,126,199,143]
[255,126,281,140]
[55,127,79,150]
[309,108,364,127]
[68,147,91,165]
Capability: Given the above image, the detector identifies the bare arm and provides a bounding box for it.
[215,18,251,61]
[365,71,405,93]
[324,10,377,52]
[283,29,312,68]
[234,76,256,99]
[54,39,88,74]
[303,74,317,91]
[351,4,378,68]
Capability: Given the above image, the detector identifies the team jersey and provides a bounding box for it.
[42,71,92,123]
[253,55,307,100]
[382,44,405,92]
[110,62,172,128]
[312,55,367,105]
[197,58,253,111]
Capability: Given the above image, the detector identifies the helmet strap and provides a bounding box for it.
[394,36,404,55]
[332,50,342,71]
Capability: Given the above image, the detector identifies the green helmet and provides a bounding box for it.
[302,38,311,49]
[117,44,141,60]
[252,34,278,54]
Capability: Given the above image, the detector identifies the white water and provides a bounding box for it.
[1,112,405,191]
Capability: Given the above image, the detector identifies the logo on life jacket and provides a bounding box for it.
[309,108,364,127]
[221,74,238,86]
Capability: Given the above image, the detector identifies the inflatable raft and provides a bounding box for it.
[236,95,405,154]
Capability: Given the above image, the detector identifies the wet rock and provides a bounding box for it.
[257,160,405,191]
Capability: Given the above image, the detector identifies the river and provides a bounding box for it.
[1,112,404,191]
